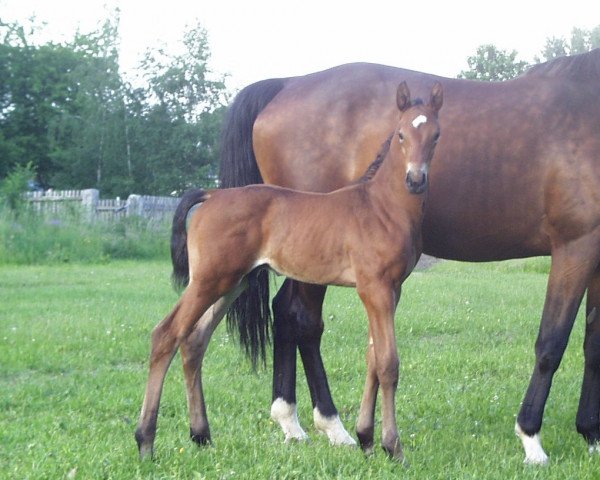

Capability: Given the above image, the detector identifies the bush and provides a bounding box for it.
[0,162,36,216]
[0,208,170,265]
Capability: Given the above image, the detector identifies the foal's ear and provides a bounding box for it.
[396,81,411,111]
[429,81,443,113]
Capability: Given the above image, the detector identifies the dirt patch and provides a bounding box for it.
[415,254,441,271]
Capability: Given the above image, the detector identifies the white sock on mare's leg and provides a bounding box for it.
[313,407,357,446]
[515,422,549,465]
[270,398,308,442]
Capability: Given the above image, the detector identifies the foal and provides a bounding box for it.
[135,81,443,461]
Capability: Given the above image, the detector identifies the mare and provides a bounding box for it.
[219,49,600,464]
[135,82,443,460]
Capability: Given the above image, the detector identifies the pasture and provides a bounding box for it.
[1,259,599,478]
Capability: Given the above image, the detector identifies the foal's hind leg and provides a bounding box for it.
[516,237,600,464]
[181,282,247,446]
[135,283,215,459]
[576,267,600,453]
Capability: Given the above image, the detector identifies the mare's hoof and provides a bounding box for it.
[190,429,212,446]
[589,442,600,455]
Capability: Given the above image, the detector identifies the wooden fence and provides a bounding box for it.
[26,189,180,223]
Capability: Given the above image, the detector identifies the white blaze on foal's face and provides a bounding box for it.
[412,114,428,128]
[404,113,431,179]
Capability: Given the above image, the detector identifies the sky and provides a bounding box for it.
[1,0,599,91]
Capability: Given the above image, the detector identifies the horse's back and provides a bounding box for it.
[253,63,440,192]
[251,57,600,261]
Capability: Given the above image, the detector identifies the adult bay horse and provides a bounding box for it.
[219,49,600,464]
[135,82,443,460]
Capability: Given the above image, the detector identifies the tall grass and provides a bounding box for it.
[2,259,597,479]
[0,206,170,264]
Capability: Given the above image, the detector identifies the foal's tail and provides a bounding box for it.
[219,77,287,369]
[171,188,208,290]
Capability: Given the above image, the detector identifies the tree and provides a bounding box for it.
[132,23,229,194]
[0,162,36,216]
[0,20,83,184]
[537,25,600,61]
[0,15,228,197]
[458,44,529,81]
[47,13,130,195]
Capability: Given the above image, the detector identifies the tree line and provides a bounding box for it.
[0,13,227,198]
[1,15,598,198]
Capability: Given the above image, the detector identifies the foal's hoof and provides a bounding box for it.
[135,429,154,460]
[356,430,375,455]
[383,438,405,463]
[137,443,154,461]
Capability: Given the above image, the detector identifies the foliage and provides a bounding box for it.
[458,25,600,81]
[0,207,170,264]
[2,260,599,478]
[538,25,600,61]
[0,161,35,214]
[0,13,227,198]
[128,23,228,194]
[458,44,529,81]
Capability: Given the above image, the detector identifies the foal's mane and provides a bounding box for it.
[357,133,393,183]
[357,98,426,183]
[524,48,600,81]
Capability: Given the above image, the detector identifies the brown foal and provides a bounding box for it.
[135,81,443,460]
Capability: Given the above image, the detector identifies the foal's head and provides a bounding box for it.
[393,81,443,194]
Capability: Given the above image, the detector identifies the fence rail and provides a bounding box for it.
[26,189,180,222]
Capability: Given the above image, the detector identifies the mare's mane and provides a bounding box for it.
[524,48,600,81]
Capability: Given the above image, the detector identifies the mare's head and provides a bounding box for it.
[393,81,443,194]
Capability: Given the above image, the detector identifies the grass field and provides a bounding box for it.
[1,258,599,479]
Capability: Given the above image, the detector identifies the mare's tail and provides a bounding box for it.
[171,188,208,290]
[219,77,287,369]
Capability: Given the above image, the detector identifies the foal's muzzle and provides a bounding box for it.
[405,170,428,194]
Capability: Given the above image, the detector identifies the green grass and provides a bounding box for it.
[1,259,597,479]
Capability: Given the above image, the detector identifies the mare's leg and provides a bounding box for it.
[271,280,354,444]
[181,282,247,446]
[270,280,307,442]
[135,282,215,459]
[355,326,379,454]
[516,237,600,464]
[357,282,402,461]
[576,267,600,452]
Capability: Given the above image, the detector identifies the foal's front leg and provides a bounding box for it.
[356,325,379,454]
[356,283,402,461]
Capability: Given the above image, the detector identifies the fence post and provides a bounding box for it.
[126,194,143,217]
[81,189,99,221]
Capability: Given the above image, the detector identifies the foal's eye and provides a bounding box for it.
[398,132,405,143]
[433,132,441,143]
